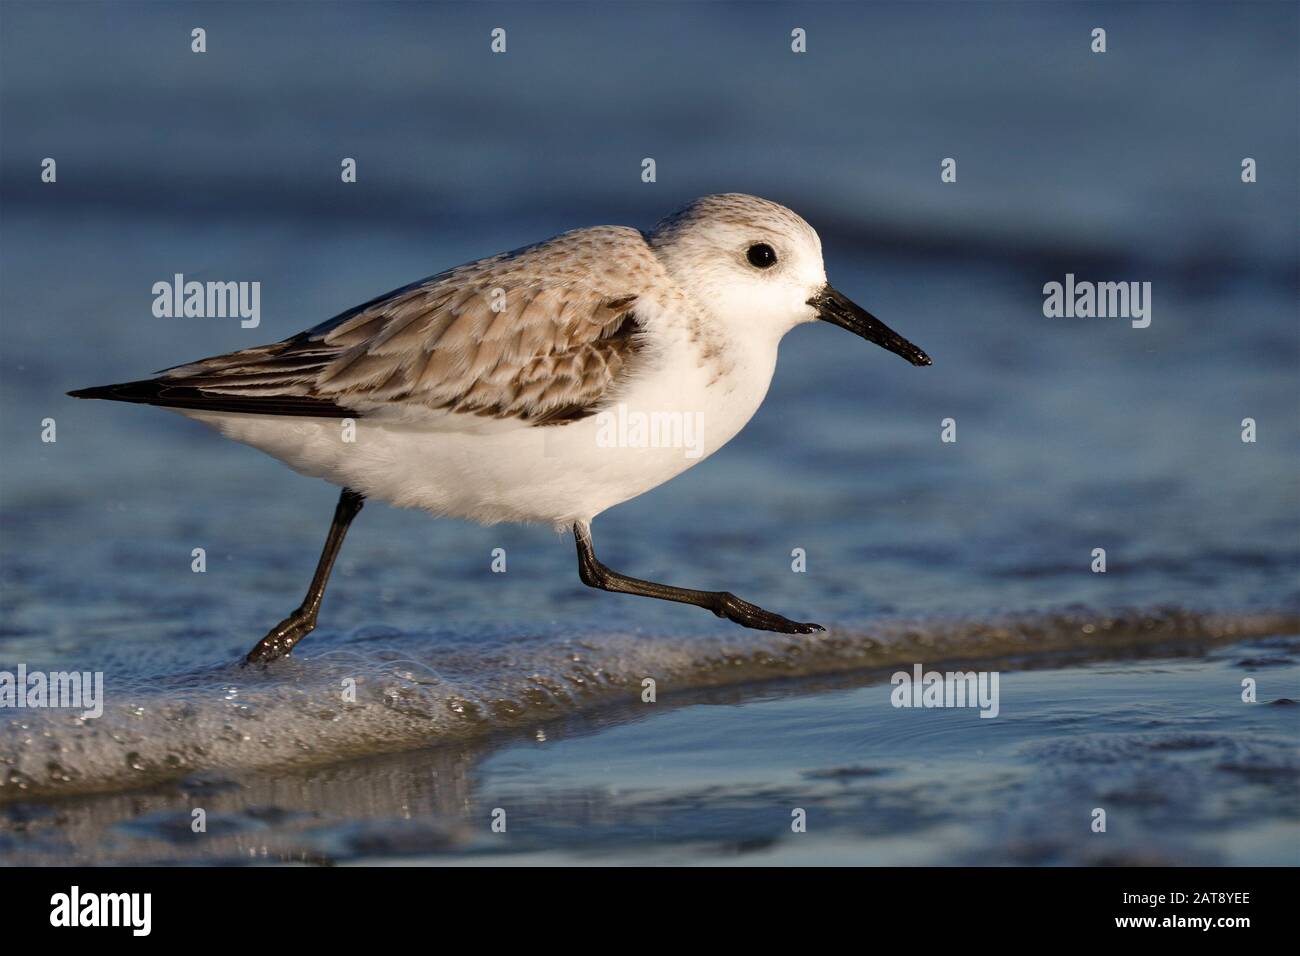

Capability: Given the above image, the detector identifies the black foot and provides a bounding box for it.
[243,612,316,665]
[714,593,824,634]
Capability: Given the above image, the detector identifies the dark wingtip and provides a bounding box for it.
[65,378,357,417]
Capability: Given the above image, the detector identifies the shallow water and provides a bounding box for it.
[2,630,1296,866]
[1,2,1297,864]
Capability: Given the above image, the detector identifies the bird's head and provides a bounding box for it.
[648,193,931,366]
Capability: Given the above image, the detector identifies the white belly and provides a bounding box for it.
[182,336,777,527]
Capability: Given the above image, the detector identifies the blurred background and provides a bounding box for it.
[0,2,1296,865]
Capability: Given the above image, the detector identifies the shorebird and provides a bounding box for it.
[70,194,931,663]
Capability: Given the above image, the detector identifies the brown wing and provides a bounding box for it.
[309,269,643,424]
[72,227,654,426]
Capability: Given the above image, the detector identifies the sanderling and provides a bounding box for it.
[70,193,931,663]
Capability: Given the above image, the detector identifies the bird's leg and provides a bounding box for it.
[244,488,366,665]
[573,522,823,634]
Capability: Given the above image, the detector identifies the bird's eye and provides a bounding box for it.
[746,243,777,269]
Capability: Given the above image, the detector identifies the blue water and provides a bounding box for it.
[0,1,1297,864]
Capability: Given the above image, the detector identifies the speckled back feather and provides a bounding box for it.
[156,226,658,424]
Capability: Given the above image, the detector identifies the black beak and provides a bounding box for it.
[810,285,931,366]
